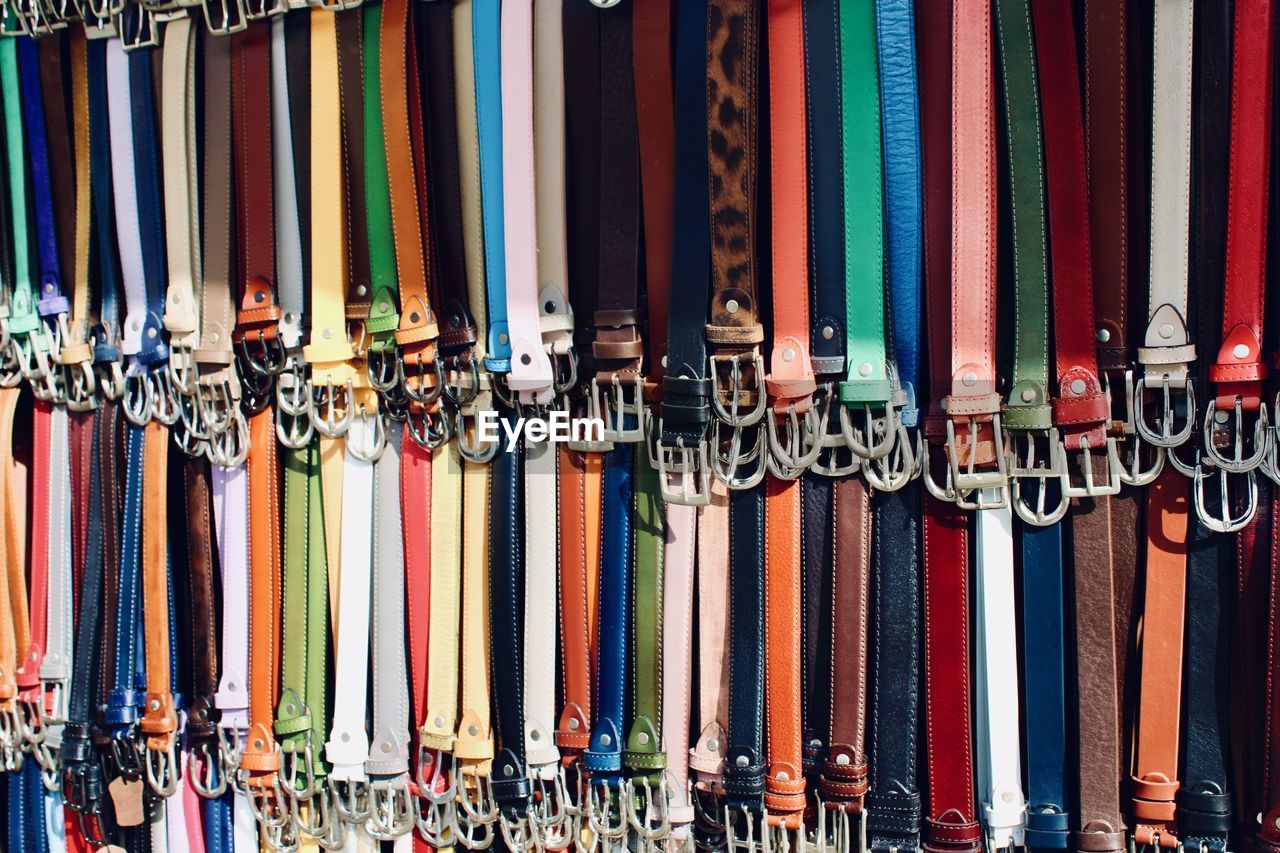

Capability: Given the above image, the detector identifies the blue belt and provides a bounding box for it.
[126,49,167,369]
[584,424,635,779]
[87,40,121,369]
[16,39,68,324]
[473,0,510,374]
[105,425,145,739]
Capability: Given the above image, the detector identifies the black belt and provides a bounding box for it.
[488,409,532,824]
[724,487,766,813]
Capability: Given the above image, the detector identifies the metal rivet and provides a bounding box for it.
[521,353,532,366]
[149,699,160,711]
[836,754,849,766]
[662,356,668,369]
[600,734,612,747]
[382,742,391,753]
[210,333,220,343]
[1096,328,1110,343]
[254,739,264,749]
[499,333,509,346]
[254,291,264,303]
[1215,409,1230,425]
[504,764,514,775]
[410,312,421,324]
[379,303,389,314]
[782,348,795,362]
[469,725,479,736]
[637,733,649,745]
[777,772,789,781]
[434,716,445,728]
[170,292,178,301]
[822,326,834,341]
[147,328,156,339]
[424,752,434,766]
[1070,379,1086,395]
[450,315,462,328]
[859,362,873,377]
[356,286,367,297]
[227,682,236,692]
[544,301,556,314]
[285,313,295,324]
[341,733,350,743]
[1020,388,1035,403]
[726,299,740,314]
[708,739,719,752]
[1159,323,1174,339]
[809,740,821,749]
[531,730,541,741]
[44,284,53,293]
[568,719,580,731]
[963,372,977,387]
[1235,344,1250,359]
[287,704,296,714]
[322,328,333,340]
[1002,791,1015,803]
[735,755,748,767]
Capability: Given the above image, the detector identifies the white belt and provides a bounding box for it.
[160,16,200,369]
[105,40,147,360]
[40,406,72,744]
[975,499,1027,851]
[523,439,560,776]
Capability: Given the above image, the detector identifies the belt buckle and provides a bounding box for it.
[441,351,482,406]
[1134,372,1197,449]
[367,776,415,840]
[725,803,772,853]
[655,425,712,506]
[143,736,180,797]
[205,410,250,467]
[1202,397,1271,473]
[530,770,577,850]
[457,395,502,463]
[1193,460,1258,533]
[1006,426,1068,526]
[807,387,862,478]
[586,777,630,844]
[415,747,459,847]
[453,772,499,850]
[765,400,822,479]
[292,779,337,840]
[116,2,161,51]
[189,739,228,798]
[1055,432,1123,499]
[944,415,1009,510]
[708,353,768,489]
[311,376,356,438]
[624,775,673,845]
[591,374,647,444]
[199,0,245,34]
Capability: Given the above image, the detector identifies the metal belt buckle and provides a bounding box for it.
[276,355,316,448]
[1055,433,1123,499]
[457,396,501,464]
[1134,373,1197,448]
[725,804,772,853]
[441,351,482,406]
[531,771,577,851]
[840,398,900,464]
[116,2,161,51]
[328,775,371,826]
[765,401,822,479]
[348,398,388,462]
[189,739,228,798]
[311,376,355,438]
[709,352,769,427]
[655,425,712,506]
[407,400,454,449]
[292,779,337,840]
[863,424,919,493]
[199,0,244,34]
[415,747,459,847]
[144,736,180,797]
[367,339,402,395]
[206,410,250,468]
[944,415,1009,510]
[367,776,415,840]
[13,333,59,401]
[122,363,156,427]
[452,773,498,850]
[1202,397,1271,473]
[711,418,766,490]
[195,375,236,435]
[624,776,673,847]
[1193,460,1258,533]
[708,353,769,488]
[806,386,860,478]
[587,777,630,844]
[242,0,282,20]
[148,367,181,426]
[591,374,647,443]
[399,349,447,408]
[1006,427,1068,525]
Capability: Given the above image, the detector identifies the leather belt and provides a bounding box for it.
[920,5,982,853]
[706,0,765,491]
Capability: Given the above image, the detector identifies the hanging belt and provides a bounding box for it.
[996,14,1067,847]
[0,39,55,399]
[760,0,809,839]
[1203,0,1274,525]
[380,0,439,437]
[497,0,552,407]
[653,0,711,506]
[1177,3,1235,850]
[919,5,982,853]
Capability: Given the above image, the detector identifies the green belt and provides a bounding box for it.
[0,40,43,351]
[275,440,331,791]
[364,2,400,352]
[624,445,665,783]
[836,1,889,406]
[995,0,1052,432]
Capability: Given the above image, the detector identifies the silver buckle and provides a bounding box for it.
[1056,433,1122,499]
[1202,398,1271,473]
[765,402,822,478]
[590,375,647,444]
[945,415,1009,510]
[1193,461,1257,533]
[1008,427,1068,526]
[1133,374,1196,448]
[654,420,712,506]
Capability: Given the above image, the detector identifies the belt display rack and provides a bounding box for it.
[0,0,1271,852]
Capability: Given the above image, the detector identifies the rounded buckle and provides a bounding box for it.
[144,738,181,797]
[1202,398,1271,473]
[1133,374,1197,448]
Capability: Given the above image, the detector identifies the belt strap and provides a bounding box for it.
[522,443,559,780]
[656,0,712,506]
[474,0,510,380]
[555,446,595,764]
[498,0,552,405]
[625,450,664,784]
[661,498,698,839]
[723,485,766,820]
[690,482,729,830]
[919,4,981,852]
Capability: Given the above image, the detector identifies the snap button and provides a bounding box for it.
[1096,328,1110,343]
[1159,323,1174,339]
[356,286,367,297]
[568,719,580,730]
[782,348,795,362]
[637,733,649,745]
[963,372,977,387]
[499,333,509,346]
[707,739,719,752]
[1020,388,1034,403]
[434,716,445,728]
[836,754,849,766]
[1235,343,1251,359]
[776,771,789,781]
[1070,379,1086,395]
[600,734,612,747]
[859,362,873,377]
[469,725,479,736]
[736,755,748,767]
[726,299,739,314]
[822,326,834,340]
